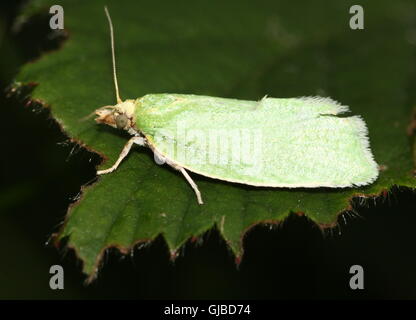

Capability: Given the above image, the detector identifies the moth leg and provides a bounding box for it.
[165,160,203,205]
[153,149,203,205]
[97,136,145,175]
[178,167,204,205]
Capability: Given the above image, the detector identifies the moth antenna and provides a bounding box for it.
[79,105,115,122]
[104,6,122,104]
[78,110,96,122]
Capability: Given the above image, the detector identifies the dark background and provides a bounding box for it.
[0,1,415,299]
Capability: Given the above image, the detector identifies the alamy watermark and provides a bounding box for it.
[349,265,364,290]
[49,5,64,30]
[153,121,264,175]
[49,265,64,290]
[349,5,364,30]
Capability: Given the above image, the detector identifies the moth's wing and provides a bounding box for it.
[138,94,379,187]
[259,97,379,187]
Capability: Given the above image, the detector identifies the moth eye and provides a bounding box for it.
[115,113,129,129]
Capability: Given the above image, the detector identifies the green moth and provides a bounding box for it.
[95,7,379,204]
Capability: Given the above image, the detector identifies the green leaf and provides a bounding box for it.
[15,0,416,280]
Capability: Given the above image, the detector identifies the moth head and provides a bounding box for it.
[95,99,136,130]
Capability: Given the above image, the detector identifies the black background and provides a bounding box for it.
[0,1,415,299]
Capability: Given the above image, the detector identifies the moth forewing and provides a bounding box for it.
[134,94,379,188]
